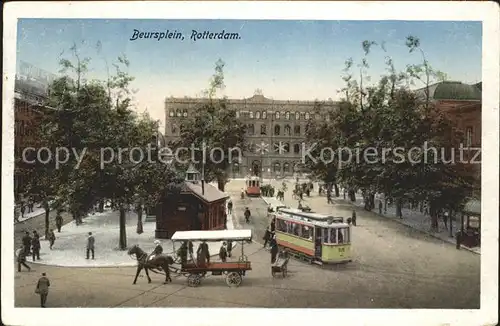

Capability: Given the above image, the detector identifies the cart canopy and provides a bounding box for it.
[171,229,252,242]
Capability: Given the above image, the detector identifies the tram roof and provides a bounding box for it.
[277,208,349,227]
[171,229,252,242]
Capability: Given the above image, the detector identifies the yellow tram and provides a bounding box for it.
[273,208,352,264]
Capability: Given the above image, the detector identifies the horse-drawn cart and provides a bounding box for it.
[271,253,290,278]
[171,230,253,287]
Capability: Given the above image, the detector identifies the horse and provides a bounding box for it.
[128,245,174,285]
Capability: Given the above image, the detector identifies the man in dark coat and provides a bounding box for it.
[244,207,251,223]
[20,203,26,218]
[187,240,194,260]
[177,242,188,265]
[32,231,41,261]
[227,200,233,215]
[17,247,31,272]
[36,273,50,307]
[219,242,228,262]
[86,232,95,259]
[263,227,272,248]
[47,229,56,250]
[22,232,32,256]
[227,240,233,258]
[197,241,210,265]
[55,212,63,233]
[351,210,357,226]
[270,235,279,264]
[270,217,276,233]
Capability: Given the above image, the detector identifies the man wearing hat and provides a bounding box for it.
[219,242,228,262]
[36,272,50,307]
[150,240,163,259]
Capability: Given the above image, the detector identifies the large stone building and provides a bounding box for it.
[164,92,337,178]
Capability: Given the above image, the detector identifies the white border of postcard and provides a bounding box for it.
[2,2,499,326]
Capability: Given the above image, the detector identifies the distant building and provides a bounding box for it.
[416,81,482,197]
[164,92,338,178]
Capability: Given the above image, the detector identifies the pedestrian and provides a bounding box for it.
[351,210,357,226]
[17,247,31,272]
[20,202,26,218]
[223,211,228,230]
[244,207,251,223]
[443,211,449,229]
[270,217,276,233]
[197,241,210,265]
[227,200,233,215]
[35,273,50,308]
[48,229,56,250]
[22,231,32,256]
[219,242,228,262]
[263,227,271,248]
[32,231,41,261]
[86,232,95,259]
[177,242,188,265]
[227,240,233,258]
[55,212,63,233]
[378,201,383,214]
[28,199,34,213]
[270,235,279,264]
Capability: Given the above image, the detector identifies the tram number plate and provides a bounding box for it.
[338,248,345,253]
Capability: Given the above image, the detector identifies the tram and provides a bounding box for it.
[272,208,352,265]
[245,176,261,197]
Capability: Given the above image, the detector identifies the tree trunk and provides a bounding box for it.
[348,190,356,202]
[449,211,454,238]
[334,184,339,197]
[119,207,127,250]
[98,200,104,213]
[396,198,403,218]
[136,205,143,234]
[384,198,388,213]
[44,208,50,239]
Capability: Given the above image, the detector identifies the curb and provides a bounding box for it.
[336,198,480,255]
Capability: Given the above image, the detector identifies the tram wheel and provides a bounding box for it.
[187,274,201,287]
[226,271,242,287]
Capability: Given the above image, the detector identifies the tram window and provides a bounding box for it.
[338,229,344,244]
[302,225,312,240]
[323,228,329,243]
[329,228,337,244]
[277,219,287,232]
[339,228,349,243]
[290,223,302,237]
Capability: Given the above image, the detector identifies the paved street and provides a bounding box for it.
[14,179,480,308]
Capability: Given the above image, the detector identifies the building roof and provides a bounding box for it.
[416,81,482,101]
[181,181,229,203]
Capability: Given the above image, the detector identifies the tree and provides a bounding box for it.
[175,59,247,191]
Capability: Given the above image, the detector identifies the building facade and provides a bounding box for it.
[164,93,338,178]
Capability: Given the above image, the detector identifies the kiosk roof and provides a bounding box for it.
[171,229,252,242]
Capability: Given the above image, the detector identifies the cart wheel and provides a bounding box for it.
[282,266,287,278]
[187,274,201,287]
[226,271,242,287]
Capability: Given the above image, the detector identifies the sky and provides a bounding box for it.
[16,19,482,128]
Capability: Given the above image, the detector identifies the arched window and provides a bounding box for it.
[283,163,290,173]
[256,111,261,119]
[305,112,310,120]
[176,109,182,117]
[284,124,291,136]
[249,111,254,119]
[295,112,300,120]
[260,124,267,135]
[326,114,330,122]
[183,109,188,117]
[273,162,281,173]
[285,111,290,120]
[294,125,301,136]
[274,125,281,135]
[248,124,255,135]
[275,111,280,119]
[284,143,290,153]
[171,123,178,134]
[294,144,300,154]
[169,111,174,117]
[236,111,240,118]
[262,111,267,119]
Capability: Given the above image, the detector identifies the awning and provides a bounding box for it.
[463,199,481,215]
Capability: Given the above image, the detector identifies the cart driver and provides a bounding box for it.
[149,240,163,260]
[197,241,210,265]
[177,241,188,265]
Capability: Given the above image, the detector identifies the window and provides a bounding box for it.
[305,112,310,120]
[301,225,312,240]
[248,124,255,135]
[315,113,320,120]
[169,111,174,117]
[284,124,291,136]
[466,127,473,147]
[256,111,261,119]
[273,162,281,173]
[293,144,300,154]
[236,111,240,118]
[326,115,330,122]
[274,125,281,135]
[249,111,254,119]
[176,110,182,117]
[339,227,349,243]
[262,111,267,119]
[322,228,329,243]
[275,111,280,119]
[283,162,290,173]
[329,228,337,244]
[171,123,178,134]
[285,111,290,120]
[183,109,188,117]
[295,112,300,120]
[260,124,267,135]
[283,143,290,153]
[277,219,287,232]
[290,222,302,237]
[294,125,301,136]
